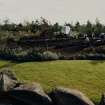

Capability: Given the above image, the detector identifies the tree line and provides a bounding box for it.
[0,18,105,41]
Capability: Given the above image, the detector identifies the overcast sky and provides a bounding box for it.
[0,0,105,24]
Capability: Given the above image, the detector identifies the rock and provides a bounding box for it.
[100,93,105,105]
[0,68,19,92]
[49,87,95,105]
[0,99,12,105]
[7,82,52,105]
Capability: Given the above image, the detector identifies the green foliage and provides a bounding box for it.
[85,20,93,37]
[0,47,59,61]
[74,21,81,32]
[0,18,105,40]
[73,19,105,38]
[41,51,59,60]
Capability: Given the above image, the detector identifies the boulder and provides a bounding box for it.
[0,68,19,92]
[100,93,105,105]
[49,87,95,105]
[0,99,12,105]
[7,82,52,105]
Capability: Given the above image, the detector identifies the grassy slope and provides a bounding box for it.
[0,60,105,103]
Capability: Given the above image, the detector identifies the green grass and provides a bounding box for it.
[0,60,105,103]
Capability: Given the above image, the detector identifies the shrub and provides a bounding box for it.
[41,51,59,61]
[28,51,43,61]
[86,53,105,60]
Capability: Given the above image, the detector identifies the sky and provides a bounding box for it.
[0,0,105,24]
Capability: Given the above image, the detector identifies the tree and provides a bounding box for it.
[2,18,10,31]
[93,19,103,37]
[75,21,81,32]
[85,20,93,37]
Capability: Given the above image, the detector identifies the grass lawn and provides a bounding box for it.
[0,60,105,103]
